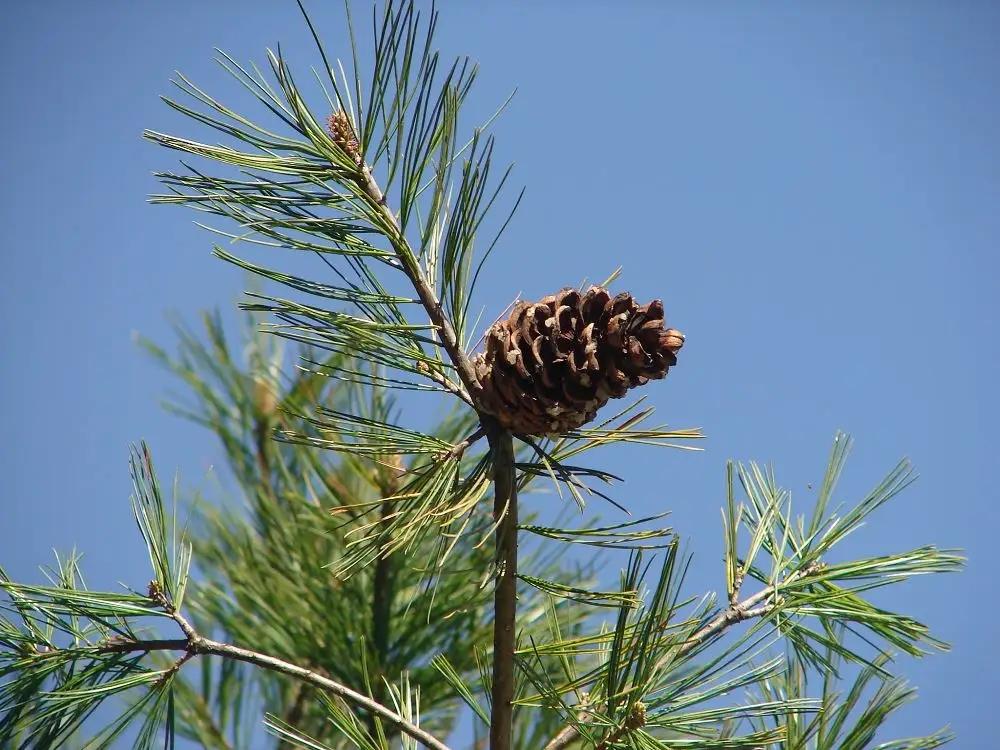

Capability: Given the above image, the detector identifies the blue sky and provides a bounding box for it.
[2,1,998,746]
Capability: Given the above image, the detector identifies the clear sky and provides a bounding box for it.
[2,1,998,747]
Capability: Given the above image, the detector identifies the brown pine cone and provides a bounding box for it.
[472,286,684,436]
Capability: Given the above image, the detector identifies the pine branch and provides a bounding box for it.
[83,588,455,750]
[542,562,824,750]
[674,561,824,660]
[190,639,451,749]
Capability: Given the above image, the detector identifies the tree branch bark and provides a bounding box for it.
[356,165,482,403]
[90,602,453,750]
[194,637,452,748]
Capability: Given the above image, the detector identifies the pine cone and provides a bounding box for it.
[472,286,684,436]
[326,110,362,166]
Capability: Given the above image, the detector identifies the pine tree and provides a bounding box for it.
[1,3,961,749]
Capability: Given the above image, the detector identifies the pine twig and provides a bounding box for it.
[543,562,824,750]
[190,638,450,749]
[94,588,456,750]
[356,165,482,403]
[446,426,487,460]
[673,561,823,661]
[417,361,474,406]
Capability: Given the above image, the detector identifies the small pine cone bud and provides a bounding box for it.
[147,579,165,603]
[472,285,684,436]
[625,701,647,730]
[326,110,362,166]
[253,376,278,418]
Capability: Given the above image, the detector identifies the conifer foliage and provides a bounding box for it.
[1,3,962,749]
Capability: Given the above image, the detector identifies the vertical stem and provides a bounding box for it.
[368,495,395,737]
[254,418,273,491]
[487,424,518,750]
[369,454,404,737]
[372,498,394,662]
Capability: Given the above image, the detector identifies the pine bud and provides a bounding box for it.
[252,376,278,418]
[624,701,647,730]
[326,110,362,166]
